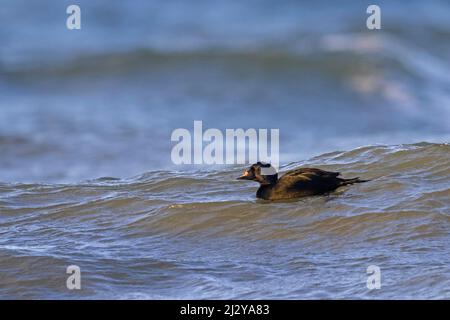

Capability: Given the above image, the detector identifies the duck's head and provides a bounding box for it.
[237,162,278,185]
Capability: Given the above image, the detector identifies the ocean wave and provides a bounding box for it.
[1,142,448,236]
[1,142,449,298]
[4,30,449,84]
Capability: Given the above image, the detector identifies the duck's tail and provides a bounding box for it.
[339,177,369,186]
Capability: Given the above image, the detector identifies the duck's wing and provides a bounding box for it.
[278,168,342,194]
[282,168,340,179]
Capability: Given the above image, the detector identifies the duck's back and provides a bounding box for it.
[269,168,343,199]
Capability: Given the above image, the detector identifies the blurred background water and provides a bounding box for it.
[1,0,449,182]
[0,0,449,299]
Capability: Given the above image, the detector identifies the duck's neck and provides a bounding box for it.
[256,183,276,200]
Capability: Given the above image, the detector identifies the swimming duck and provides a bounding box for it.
[237,162,367,200]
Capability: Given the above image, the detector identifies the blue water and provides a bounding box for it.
[0,1,449,299]
[1,0,449,182]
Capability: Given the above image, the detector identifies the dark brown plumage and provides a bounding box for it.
[237,162,367,200]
